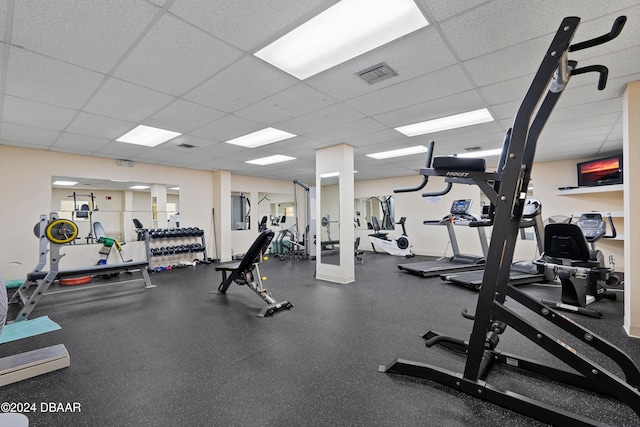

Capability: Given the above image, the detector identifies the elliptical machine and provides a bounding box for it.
[537,212,620,317]
[368,216,414,257]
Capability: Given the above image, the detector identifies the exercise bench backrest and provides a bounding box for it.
[93,221,106,240]
[236,229,275,273]
[544,223,591,262]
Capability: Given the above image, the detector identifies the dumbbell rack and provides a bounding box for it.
[143,227,208,271]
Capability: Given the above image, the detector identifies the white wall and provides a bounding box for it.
[0,145,214,280]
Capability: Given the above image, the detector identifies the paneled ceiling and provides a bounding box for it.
[1,0,639,184]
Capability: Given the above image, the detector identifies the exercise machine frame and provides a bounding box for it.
[9,213,154,322]
[379,16,640,425]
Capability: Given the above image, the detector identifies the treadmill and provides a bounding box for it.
[397,199,489,277]
[441,197,553,290]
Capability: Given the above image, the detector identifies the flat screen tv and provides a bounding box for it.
[577,154,623,187]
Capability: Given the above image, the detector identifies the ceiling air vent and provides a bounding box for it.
[177,143,196,149]
[464,146,482,152]
[357,62,397,84]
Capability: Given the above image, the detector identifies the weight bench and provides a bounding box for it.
[10,261,154,322]
[215,229,293,317]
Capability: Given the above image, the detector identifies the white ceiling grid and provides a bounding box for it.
[0,0,638,184]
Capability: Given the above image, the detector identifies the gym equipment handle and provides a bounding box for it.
[569,16,626,52]
[572,65,608,91]
[393,140,434,193]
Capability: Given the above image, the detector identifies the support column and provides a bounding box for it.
[623,80,640,337]
[213,170,232,262]
[315,144,355,284]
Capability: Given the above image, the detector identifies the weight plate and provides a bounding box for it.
[46,219,78,244]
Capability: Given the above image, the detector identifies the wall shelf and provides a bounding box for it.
[555,184,623,195]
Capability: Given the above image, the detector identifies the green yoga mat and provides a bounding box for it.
[0,316,62,344]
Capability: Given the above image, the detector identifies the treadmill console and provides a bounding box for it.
[450,199,472,216]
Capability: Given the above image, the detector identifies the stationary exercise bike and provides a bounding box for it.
[537,212,620,318]
[368,216,414,257]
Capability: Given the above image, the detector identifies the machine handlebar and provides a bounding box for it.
[569,16,626,52]
[393,140,434,194]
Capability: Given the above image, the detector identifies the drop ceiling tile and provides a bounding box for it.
[190,114,263,142]
[92,141,150,158]
[578,46,640,84]
[417,0,489,21]
[277,103,366,135]
[464,36,552,87]
[114,13,244,95]
[480,74,534,106]
[346,129,409,148]
[2,96,77,131]
[306,27,456,101]
[6,47,105,109]
[235,83,335,124]
[12,0,158,73]
[169,0,334,51]
[0,1,6,43]
[157,151,216,168]
[52,133,111,154]
[184,55,298,113]
[129,148,183,163]
[550,99,622,124]
[0,122,60,147]
[599,139,623,152]
[304,118,388,145]
[144,99,226,134]
[84,78,175,122]
[488,101,521,122]
[345,65,474,116]
[66,112,137,140]
[539,125,612,145]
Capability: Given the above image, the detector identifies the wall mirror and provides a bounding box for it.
[353,196,395,230]
[231,192,252,230]
[257,192,295,231]
[51,176,179,244]
[320,173,340,266]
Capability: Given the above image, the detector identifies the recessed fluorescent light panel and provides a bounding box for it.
[225,127,296,148]
[457,148,503,158]
[116,125,181,147]
[130,185,150,190]
[395,108,494,137]
[246,155,296,166]
[254,0,429,79]
[367,145,428,160]
[53,180,78,186]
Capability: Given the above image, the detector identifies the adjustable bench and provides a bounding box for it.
[215,229,293,317]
